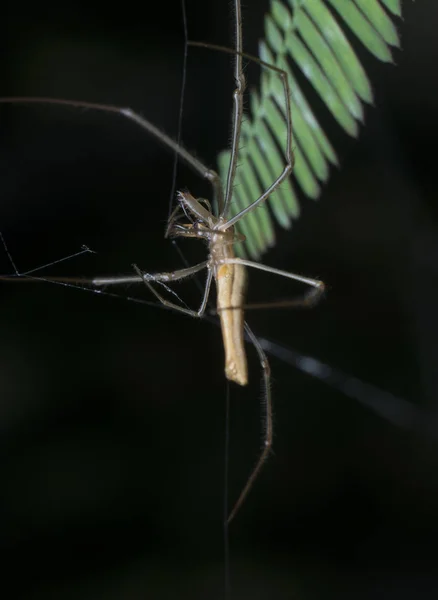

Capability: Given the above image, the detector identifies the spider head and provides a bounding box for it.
[166,220,212,241]
[165,190,216,240]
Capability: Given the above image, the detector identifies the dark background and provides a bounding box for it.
[0,1,437,598]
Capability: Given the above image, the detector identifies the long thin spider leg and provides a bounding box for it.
[213,257,324,313]
[257,336,423,433]
[0,97,223,210]
[93,262,210,311]
[223,0,245,217]
[223,55,292,228]
[227,322,272,524]
[92,261,208,286]
[215,289,323,314]
[240,290,323,310]
[132,263,213,318]
[0,234,211,314]
[187,44,293,226]
[186,0,244,217]
[220,257,324,293]
[0,231,94,277]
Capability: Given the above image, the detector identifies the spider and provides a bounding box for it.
[0,0,324,522]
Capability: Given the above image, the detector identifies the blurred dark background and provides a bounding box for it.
[0,0,437,598]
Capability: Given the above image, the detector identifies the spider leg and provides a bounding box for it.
[221,257,324,295]
[227,321,272,524]
[131,262,213,318]
[187,43,293,227]
[0,96,224,213]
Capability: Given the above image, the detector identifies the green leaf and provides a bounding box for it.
[381,0,402,17]
[284,29,360,135]
[327,0,394,62]
[355,0,400,46]
[218,0,406,257]
[301,0,373,102]
[288,9,364,120]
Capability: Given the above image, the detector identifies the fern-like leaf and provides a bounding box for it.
[218,0,404,259]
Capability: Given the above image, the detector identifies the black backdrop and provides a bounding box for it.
[1,1,437,598]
